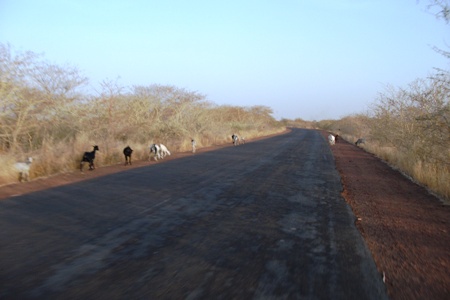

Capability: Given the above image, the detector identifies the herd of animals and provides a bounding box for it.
[79,143,171,172]
[12,133,365,182]
[328,133,365,147]
[231,134,245,146]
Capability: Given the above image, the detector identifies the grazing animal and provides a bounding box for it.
[123,146,133,165]
[150,144,161,161]
[240,136,246,144]
[80,145,99,171]
[15,157,33,182]
[159,144,171,158]
[328,134,335,145]
[232,134,239,146]
[150,143,171,161]
[355,138,366,146]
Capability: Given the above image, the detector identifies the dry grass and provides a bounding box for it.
[0,125,285,186]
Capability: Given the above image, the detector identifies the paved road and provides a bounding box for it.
[0,129,388,299]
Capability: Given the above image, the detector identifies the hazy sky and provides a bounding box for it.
[1,0,448,120]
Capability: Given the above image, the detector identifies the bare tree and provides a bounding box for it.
[427,0,450,23]
[370,76,449,164]
[0,44,87,152]
[424,0,450,59]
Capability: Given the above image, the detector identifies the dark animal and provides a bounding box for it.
[355,138,366,146]
[123,146,133,165]
[80,145,99,171]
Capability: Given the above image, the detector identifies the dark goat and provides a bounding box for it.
[80,145,99,171]
[123,146,133,165]
[355,138,366,146]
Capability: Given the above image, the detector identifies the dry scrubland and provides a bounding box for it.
[315,72,449,202]
[0,44,284,186]
[325,0,450,203]
[1,43,449,203]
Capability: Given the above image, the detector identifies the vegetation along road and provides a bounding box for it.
[0,129,388,299]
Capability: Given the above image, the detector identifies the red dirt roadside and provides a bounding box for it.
[325,132,450,300]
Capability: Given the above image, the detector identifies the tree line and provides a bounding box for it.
[0,43,283,184]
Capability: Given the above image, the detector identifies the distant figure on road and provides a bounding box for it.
[191,139,196,153]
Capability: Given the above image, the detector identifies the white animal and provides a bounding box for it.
[328,134,335,145]
[159,144,171,158]
[232,134,239,146]
[240,137,246,144]
[150,143,171,161]
[191,139,196,153]
[14,157,33,182]
[150,144,161,160]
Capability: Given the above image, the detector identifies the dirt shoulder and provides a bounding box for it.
[324,131,450,300]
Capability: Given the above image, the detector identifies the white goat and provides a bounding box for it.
[232,134,239,146]
[159,144,171,158]
[150,144,161,161]
[328,134,335,145]
[15,157,33,182]
[150,143,171,161]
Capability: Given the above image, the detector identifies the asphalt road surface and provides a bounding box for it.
[0,129,388,299]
